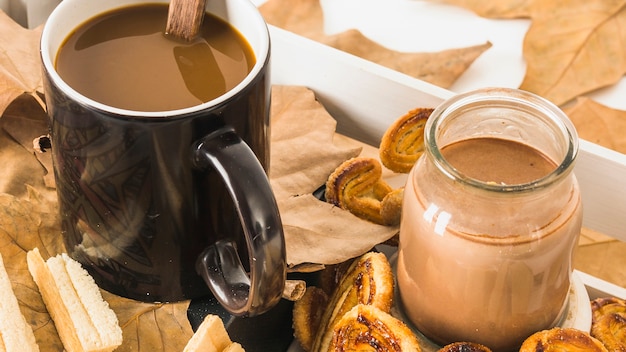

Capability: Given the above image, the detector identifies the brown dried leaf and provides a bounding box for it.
[1,94,53,195]
[321,30,492,89]
[259,0,491,88]
[521,2,626,106]
[259,0,324,39]
[279,195,399,266]
[564,97,626,154]
[105,293,193,352]
[269,86,362,199]
[0,10,43,116]
[270,86,398,268]
[438,0,626,105]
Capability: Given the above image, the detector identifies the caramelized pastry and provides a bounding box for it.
[379,108,433,173]
[328,304,421,352]
[590,297,626,352]
[380,187,404,226]
[292,287,329,351]
[519,327,608,352]
[325,157,397,225]
[310,252,395,352]
[591,296,626,323]
[438,342,492,352]
[592,313,626,352]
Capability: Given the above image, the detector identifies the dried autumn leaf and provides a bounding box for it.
[259,0,323,39]
[322,30,492,89]
[564,97,626,154]
[521,2,626,106]
[438,0,626,105]
[270,86,398,268]
[270,86,362,200]
[1,94,53,195]
[0,10,44,116]
[259,0,491,88]
[105,293,193,352]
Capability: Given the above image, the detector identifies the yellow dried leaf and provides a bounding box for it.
[106,293,193,352]
[259,0,324,39]
[564,97,626,154]
[259,0,491,88]
[1,94,53,195]
[438,0,626,105]
[520,2,626,105]
[321,30,492,89]
[0,10,43,116]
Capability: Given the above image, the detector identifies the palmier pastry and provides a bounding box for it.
[292,287,329,351]
[591,297,626,322]
[325,157,398,225]
[293,260,356,351]
[380,187,404,226]
[438,342,492,352]
[310,252,395,352]
[317,258,357,297]
[328,304,421,351]
[590,297,626,352]
[379,107,433,173]
[519,327,608,352]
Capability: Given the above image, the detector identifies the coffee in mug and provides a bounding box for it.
[55,3,254,111]
[41,0,285,317]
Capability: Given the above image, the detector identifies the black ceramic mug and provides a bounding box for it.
[40,0,285,317]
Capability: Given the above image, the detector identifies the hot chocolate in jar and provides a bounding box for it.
[396,88,582,352]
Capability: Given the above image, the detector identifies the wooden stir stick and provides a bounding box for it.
[166,0,207,41]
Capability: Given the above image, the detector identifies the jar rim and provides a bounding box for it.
[425,87,579,193]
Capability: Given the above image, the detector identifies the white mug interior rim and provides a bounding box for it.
[41,0,270,118]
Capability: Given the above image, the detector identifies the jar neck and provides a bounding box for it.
[424,88,578,194]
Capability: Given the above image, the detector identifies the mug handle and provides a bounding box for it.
[192,125,286,317]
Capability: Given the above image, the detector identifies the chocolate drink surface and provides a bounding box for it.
[441,137,555,184]
[398,137,582,351]
[55,3,255,111]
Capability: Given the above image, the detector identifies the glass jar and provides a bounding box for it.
[396,88,582,352]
